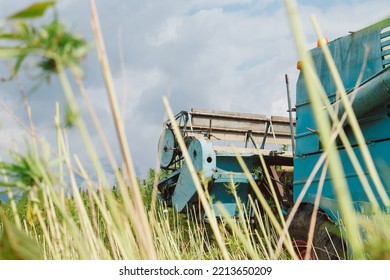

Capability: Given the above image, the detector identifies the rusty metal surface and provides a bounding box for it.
[179,108,296,147]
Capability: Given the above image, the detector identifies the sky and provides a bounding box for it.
[0,0,389,182]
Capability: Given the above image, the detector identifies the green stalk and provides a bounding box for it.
[225,179,259,259]
[162,96,230,260]
[305,159,328,259]
[0,161,22,229]
[234,150,297,259]
[54,103,65,207]
[311,16,389,208]
[89,0,156,259]
[285,0,364,259]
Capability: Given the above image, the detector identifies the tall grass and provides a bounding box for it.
[0,0,389,260]
[284,0,390,260]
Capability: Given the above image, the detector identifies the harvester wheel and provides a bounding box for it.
[288,204,345,260]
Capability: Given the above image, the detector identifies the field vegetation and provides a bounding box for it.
[0,1,389,260]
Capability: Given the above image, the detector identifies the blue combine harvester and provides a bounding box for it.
[156,18,390,259]
[157,109,294,216]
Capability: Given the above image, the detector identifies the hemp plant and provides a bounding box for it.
[0,1,88,82]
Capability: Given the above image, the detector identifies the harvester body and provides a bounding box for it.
[157,109,294,218]
[156,18,390,230]
[294,18,390,219]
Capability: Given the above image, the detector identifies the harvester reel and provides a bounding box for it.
[158,128,176,169]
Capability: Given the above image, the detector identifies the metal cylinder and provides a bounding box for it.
[331,69,390,120]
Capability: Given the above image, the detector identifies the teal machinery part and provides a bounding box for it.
[158,136,262,217]
[158,128,176,169]
[294,18,390,221]
[156,106,295,220]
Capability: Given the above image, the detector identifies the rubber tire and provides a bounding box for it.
[288,204,345,260]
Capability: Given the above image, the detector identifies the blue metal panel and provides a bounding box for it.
[173,138,216,212]
[332,69,390,121]
[172,138,261,216]
[158,128,176,168]
[294,18,390,221]
[295,20,388,156]
[215,152,258,172]
[294,139,390,220]
[209,181,253,217]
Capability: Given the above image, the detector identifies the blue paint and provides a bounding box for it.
[294,17,390,219]
[157,17,390,225]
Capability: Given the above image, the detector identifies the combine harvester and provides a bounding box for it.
[156,18,390,259]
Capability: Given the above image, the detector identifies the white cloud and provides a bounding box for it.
[297,0,390,44]
[0,0,388,178]
[148,18,183,46]
[121,68,164,115]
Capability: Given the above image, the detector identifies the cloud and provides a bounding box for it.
[147,18,183,47]
[296,0,390,43]
[0,0,388,179]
